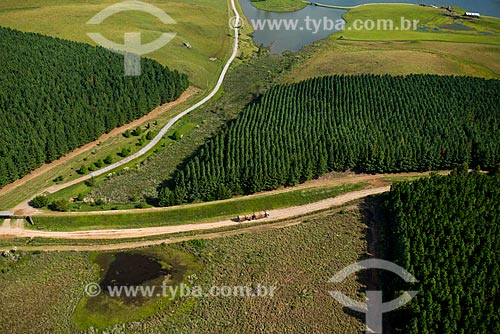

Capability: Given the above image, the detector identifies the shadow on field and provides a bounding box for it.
[344,195,398,334]
[348,194,409,334]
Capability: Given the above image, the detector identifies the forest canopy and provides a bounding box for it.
[384,173,500,333]
[0,27,189,188]
[160,74,500,205]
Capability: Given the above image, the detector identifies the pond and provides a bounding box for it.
[98,252,170,289]
[239,0,500,54]
[73,249,200,329]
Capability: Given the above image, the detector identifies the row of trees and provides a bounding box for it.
[384,172,500,333]
[159,74,500,205]
[0,27,189,188]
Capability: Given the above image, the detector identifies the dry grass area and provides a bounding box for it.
[286,40,500,82]
[103,207,368,333]
[0,252,95,334]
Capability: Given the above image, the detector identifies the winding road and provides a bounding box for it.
[11,0,242,212]
[90,0,241,179]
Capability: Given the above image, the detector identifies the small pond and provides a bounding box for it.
[98,252,170,289]
[73,249,198,329]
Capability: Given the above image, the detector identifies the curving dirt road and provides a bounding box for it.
[0,186,389,240]
[0,87,197,201]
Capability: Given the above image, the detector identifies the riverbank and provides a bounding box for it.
[250,0,308,12]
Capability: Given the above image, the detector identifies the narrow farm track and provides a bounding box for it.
[15,171,441,216]
[0,187,388,251]
[7,0,242,213]
[0,186,388,240]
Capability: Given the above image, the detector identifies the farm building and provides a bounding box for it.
[464,12,480,18]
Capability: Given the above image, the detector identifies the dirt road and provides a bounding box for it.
[0,186,389,241]
[14,171,438,216]
[0,218,308,252]
[7,0,242,213]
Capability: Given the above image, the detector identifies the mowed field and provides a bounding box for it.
[286,40,500,82]
[250,0,307,12]
[0,207,368,333]
[0,0,230,89]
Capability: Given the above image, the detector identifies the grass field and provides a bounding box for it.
[339,4,500,44]
[0,252,95,334]
[285,40,500,81]
[0,0,231,89]
[0,207,369,333]
[280,4,500,84]
[32,183,366,231]
[97,208,367,333]
[250,0,307,12]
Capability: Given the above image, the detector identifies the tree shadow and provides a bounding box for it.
[336,194,407,334]
[144,195,159,207]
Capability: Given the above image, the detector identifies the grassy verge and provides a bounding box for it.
[383,175,428,183]
[31,183,366,231]
[250,0,307,12]
[337,4,500,44]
